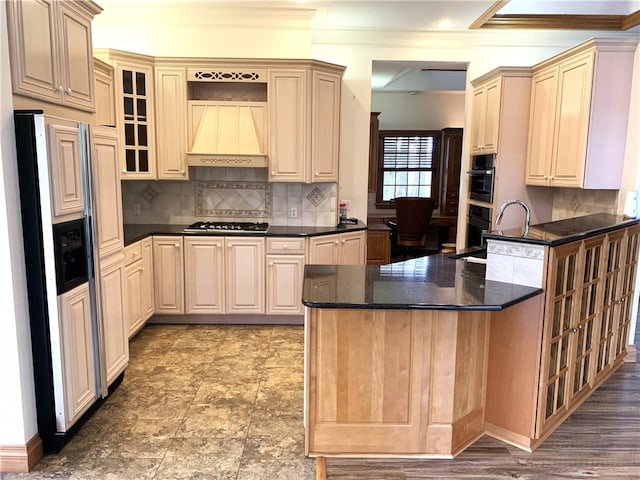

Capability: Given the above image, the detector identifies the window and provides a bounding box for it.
[375,130,441,208]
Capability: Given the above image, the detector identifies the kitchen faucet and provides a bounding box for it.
[495,199,531,237]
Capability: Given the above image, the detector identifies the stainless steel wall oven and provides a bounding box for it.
[467,204,492,248]
[467,153,495,203]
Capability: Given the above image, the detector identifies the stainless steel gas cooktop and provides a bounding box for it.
[183,221,270,234]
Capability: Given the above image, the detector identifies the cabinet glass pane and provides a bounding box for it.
[126,150,136,172]
[567,254,576,290]
[552,301,562,337]
[556,376,565,410]
[136,72,146,95]
[589,283,597,315]
[124,97,134,117]
[546,383,555,418]
[584,249,592,283]
[138,125,148,147]
[582,356,589,386]
[563,297,572,330]
[555,258,565,296]
[139,150,149,172]
[123,70,133,94]
[137,99,147,119]
[124,123,135,146]
[548,342,558,378]
[560,335,569,369]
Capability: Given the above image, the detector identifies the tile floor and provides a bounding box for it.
[6,324,315,480]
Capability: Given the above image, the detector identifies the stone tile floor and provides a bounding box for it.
[5,324,315,480]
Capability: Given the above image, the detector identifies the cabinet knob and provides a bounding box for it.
[269,262,274,266]
[342,240,346,244]
[283,244,288,249]
[67,88,72,94]
[58,85,63,91]
[141,267,145,272]
[271,171,275,175]
[174,243,179,247]
[334,240,339,245]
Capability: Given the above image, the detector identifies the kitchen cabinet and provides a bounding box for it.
[5,0,101,113]
[266,237,306,315]
[525,38,637,188]
[184,237,225,314]
[96,253,129,386]
[469,76,500,154]
[439,127,463,217]
[368,112,381,193]
[95,50,157,179]
[94,57,116,127]
[124,237,154,337]
[308,231,366,265]
[153,236,184,314]
[225,238,266,314]
[366,224,390,265]
[268,63,344,183]
[45,117,84,223]
[89,126,123,258]
[155,66,188,180]
[58,282,97,430]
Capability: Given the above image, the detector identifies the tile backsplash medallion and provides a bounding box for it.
[552,189,618,220]
[121,167,338,226]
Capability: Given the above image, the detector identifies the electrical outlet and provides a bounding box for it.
[290,207,297,218]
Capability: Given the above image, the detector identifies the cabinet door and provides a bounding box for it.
[613,226,640,363]
[339,231,367,265]
[549,53,593,187]
[184,237,225,314]
[57,1,95,111]
[94,58,116,127]
[89,126,123,258]
[268,69,308,182]
[366,227,390,265]
[525,67,557,186]
[266,254,305,315]
[97,255,129,386]
[6,0,60,103]
[481,77,501,154]
[58,282,97,429]
[308,234,340,265]
[156,67,188,180]
[310,70,341,182]
[125,259,144,338]
[469,86,486,154]
[115,63,156,179]
[225,238,265,314]
[46,119,84,221]
[140,237,155,321]
[153,236,184,314]
[537,242,579,436]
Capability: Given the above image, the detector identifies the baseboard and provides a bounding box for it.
[0,434,43,473]
[624,344,637,363]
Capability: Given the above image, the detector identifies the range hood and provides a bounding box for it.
[187,101,268,167]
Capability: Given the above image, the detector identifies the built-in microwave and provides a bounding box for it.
[467,154,495,203]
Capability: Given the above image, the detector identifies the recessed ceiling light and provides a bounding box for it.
[434,17,455,29]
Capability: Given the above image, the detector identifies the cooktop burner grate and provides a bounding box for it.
[184,221,270,233]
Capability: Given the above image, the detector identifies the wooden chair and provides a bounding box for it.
[388,197,436,258]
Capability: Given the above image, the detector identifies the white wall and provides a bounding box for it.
[371,91,465,130]
[0,2,38,449]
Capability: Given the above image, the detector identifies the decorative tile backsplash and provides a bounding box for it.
[552,188,618,220]
[121,166,337,226]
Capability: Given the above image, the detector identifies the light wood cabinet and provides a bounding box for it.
[525,38,637,188]
[58,282,97,430]
[5,0,100,112]
[225,238,265,314]
[89,126,123,258]
[155,66,188,180]
[96,254,128,386]
[266,237,306,315]
[308,231,366,265]
[45,117,84,222]
[153,236,184,314]
[94,57,116,127]
[124,237,154,337]
[268,64,343,183]
[184,237,225,314]
[470,77,501,154]
[95,50,157,179]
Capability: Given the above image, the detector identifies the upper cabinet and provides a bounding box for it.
[525,38,638,189]
[94,49,157,180]
[469,76,501,155]
[6,0,101,114]
[268,63,343,183]
[94,57,116,127]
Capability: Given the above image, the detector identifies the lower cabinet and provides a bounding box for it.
[124,237,154,337]
[266,237,306,315]
[97,253,129,386]
[308,231,367,265]
[184,236,225,314]
[58,282,97,430]
[153,236,185,314]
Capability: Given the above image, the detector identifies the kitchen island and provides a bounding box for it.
[302,214,640,480]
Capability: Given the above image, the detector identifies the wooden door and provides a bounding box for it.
[549,52,593,187]
[90,126,123,258]
[156,67,188,180]
[525,67,557,186]
[225,238,265,314]
[58,1,95,110]
[308,234,340,265]
[268,69,308,182]
[310,69,341,182]
[184,237,225,314]
[266,254,305,315]
[153,236,184,314]
[46,119,84,222]
[58,282,97,429]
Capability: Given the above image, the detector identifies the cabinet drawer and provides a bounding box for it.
[123,242,143,266]
[266,237,306,254]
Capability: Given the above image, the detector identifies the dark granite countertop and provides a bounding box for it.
[123,221,367,246]
[483,213,639,247]
[302,254,542,311]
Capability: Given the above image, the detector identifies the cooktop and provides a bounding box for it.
[183,221,270,234]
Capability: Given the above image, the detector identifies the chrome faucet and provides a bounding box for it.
[495,199,531,237]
